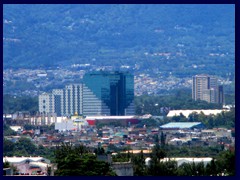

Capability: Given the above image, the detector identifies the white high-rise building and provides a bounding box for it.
[39,84,83,116]
[39,93,55,114]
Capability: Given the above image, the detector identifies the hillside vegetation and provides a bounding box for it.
[3,4,235,79]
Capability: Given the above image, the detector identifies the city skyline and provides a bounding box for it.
[39,71,135,116]
[3,4,235,176]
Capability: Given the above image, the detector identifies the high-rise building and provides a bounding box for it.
[83,71,135,115]
[217,85,224,104]
[39,93,54,114]
[38,71,135,116]
[192,74,224,104]
[39,84,83,116]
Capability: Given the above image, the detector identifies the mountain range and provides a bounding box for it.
[3,4,235,79]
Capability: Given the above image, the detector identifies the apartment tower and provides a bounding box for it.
[192,74,224,104]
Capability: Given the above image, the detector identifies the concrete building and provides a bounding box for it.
[39,93,54,114]
[192,74,224,104]
[3,157,52,175]
[39,84,83,116]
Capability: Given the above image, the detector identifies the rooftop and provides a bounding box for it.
[160,122,203,129]
[167,109,228,117]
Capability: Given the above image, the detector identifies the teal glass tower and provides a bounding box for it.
[82,71,135,116]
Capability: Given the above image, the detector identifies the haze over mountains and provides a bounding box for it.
[3,4,235,79]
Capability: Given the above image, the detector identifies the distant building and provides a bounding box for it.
[85,115,139,126]
[192,74,224,104]
[145,157,212,167]
[159,122,205,130]
[167,109,229,118]
[82,71,134,116]
[3,157,51,175]
[39,84,83,116]
[39,71,135,116]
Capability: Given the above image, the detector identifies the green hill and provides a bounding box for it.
[3,4,235,78]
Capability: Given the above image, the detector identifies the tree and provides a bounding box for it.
[206,158,217,176]
[94,146,105,155]
[3,161,19,175]
[3,139,15,156]
[215,150,235,176]
[54,143,116,176]
[3,94,38,114]
[160,132,166,147]
[14,137,37,155]
[147,136,167,176]
[177,163,193,176]
[132,150,147,176]
[3,124,17,136]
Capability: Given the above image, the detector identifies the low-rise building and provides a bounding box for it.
[160,122,205,131]
[3,156,52,175]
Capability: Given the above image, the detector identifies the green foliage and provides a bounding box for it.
[13,137,37,155]
[3,137,55,162]
[3,161,18,175]
[3,94,38,114]
[127,141,234,176]
[135,90,235,129]
[132,150,147,176]
[112,152,130,162]
[3,124,17,136]
[94,146,105,155]
[186,108,235,129]
[54,143,116,176]
[135,89,223,116]
[224,94,235,105]
[177,162,207,176]
[215,150,235,176]
[130,146,235,176]
[3,139,15,156]
[3,161,10,168]
[165,145,225,158]
[136,118,159,128]
[3,5,234,80]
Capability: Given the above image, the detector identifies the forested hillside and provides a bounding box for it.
[3,4,235,79]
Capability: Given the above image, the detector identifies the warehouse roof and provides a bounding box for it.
[167,109,228,117]
[160,122,203,129]
[3,157,50,164]
[85,116,136,120]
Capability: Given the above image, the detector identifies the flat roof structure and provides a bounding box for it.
[145,157,212,167]
[167,109,228,118]
[85,116,136,120]
[3,157,50,164]
[160,122,204,130]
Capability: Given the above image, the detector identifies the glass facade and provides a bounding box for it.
[83,71,134,115]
